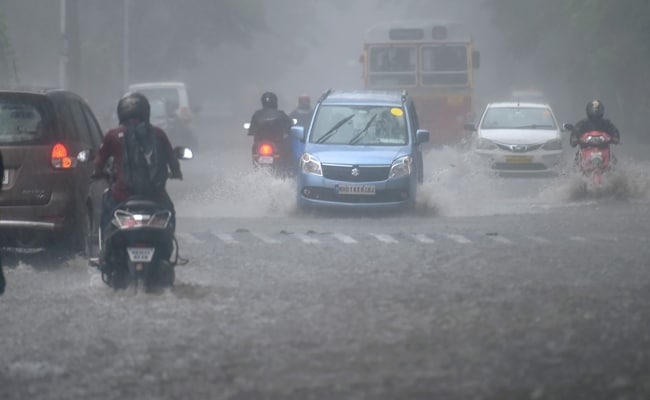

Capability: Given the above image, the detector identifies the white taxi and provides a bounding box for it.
[467,102,565,174]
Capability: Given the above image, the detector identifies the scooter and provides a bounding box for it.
[576,130,613,186]
[90,146,193,292]
[244,121,297,177]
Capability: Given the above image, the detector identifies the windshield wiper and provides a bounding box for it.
[349,114,377,145]
[315,113,355,144]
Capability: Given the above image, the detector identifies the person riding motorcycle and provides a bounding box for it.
[247,92,293,169]
[570,100,620,153]
[289,95,314,130]
[92,92,183,265]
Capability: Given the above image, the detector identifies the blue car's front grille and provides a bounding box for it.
[321,164,391,182]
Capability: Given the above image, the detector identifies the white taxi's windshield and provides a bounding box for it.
[480,107,556,130]
[310,105,407,146]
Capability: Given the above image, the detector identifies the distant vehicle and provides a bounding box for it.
[127,82,199,148]
[360,20,480,145]
[293,89,429,210]
[0,87,107,253]
[466,102,564,175]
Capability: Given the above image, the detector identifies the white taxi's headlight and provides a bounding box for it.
[542,138,562,150]
[475,137,497,150]
[389,156,412,178]
[301,153,322,176]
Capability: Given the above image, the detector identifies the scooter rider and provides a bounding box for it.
[570,100,621,148]
[92,92,183,264]
[248,91,293,167]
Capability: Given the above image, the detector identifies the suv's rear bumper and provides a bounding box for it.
[0,191,74,232]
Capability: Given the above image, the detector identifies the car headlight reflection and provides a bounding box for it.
[475,138,497,150]
[542,138,563,150]
[390,156,412,178]
[301,153,322,176]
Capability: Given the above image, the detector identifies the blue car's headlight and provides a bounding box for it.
[301,153,322,176]
[389,155,412,178]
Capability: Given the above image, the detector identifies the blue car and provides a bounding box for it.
[292,90,429,210]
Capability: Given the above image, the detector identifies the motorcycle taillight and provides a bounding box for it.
[259,143,274,156]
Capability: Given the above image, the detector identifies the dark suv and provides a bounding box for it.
[0,88,106,254]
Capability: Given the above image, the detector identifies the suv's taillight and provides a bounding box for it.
[179,107,191,120]
[51,143,76,169]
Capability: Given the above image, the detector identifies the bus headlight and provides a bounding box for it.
[301,153,322,176]
[390,156,412,178]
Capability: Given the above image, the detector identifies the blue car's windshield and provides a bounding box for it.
[310,105,408,146]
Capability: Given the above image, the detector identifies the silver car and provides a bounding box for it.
[467,102,565,174]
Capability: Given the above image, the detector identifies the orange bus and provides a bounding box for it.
[360,20,480,145]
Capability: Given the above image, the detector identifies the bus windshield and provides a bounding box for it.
[421,45,468,85]
[368,46,417,87]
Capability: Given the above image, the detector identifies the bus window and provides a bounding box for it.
[421,45,469,86]
[368,46,416,87]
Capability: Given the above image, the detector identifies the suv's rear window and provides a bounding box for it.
[0,95,53,144]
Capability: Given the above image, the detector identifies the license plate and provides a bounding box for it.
[336,184,376,195]
[505,155,533,164]
[127,247,155,262]
[2,169,7,185]
[258,156,274,165]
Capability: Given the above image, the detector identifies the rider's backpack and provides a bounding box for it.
[122,122,168,196]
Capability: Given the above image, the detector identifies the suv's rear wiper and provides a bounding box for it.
[315,113,355,144]
[349,114,377,145]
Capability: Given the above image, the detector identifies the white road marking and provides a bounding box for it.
[412,234,435,244]
[215,233,239,244]
[488,235,512,244]
[252,232,281,244]
[570,236,588,242]
[527,235,550,244]
[443,233,472,244]
[371,234,399,243]
[332,233,358,244]
[296,234,320,244]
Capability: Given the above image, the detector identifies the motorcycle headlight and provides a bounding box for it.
[475,137,497,150]
[301,153,322,176]
[542,138,562,150]
[389,155,412,178]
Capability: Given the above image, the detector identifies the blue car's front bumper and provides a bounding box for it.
[297,173,416,210]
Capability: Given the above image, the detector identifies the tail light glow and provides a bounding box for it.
[259,144,274,156]
[51,143,76,169]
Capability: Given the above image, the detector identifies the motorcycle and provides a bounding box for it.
[90,147,193,292]
[576,130,613,186]
[244,120,298,177]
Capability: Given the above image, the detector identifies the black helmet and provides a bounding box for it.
[261,92,278,109]
[586,99,604,120]
[117,92,150,124]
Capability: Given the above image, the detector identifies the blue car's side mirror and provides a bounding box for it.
[291,125,306,142]
[416,129,430,144]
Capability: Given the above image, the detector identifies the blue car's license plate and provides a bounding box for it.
[336,184,376,195]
